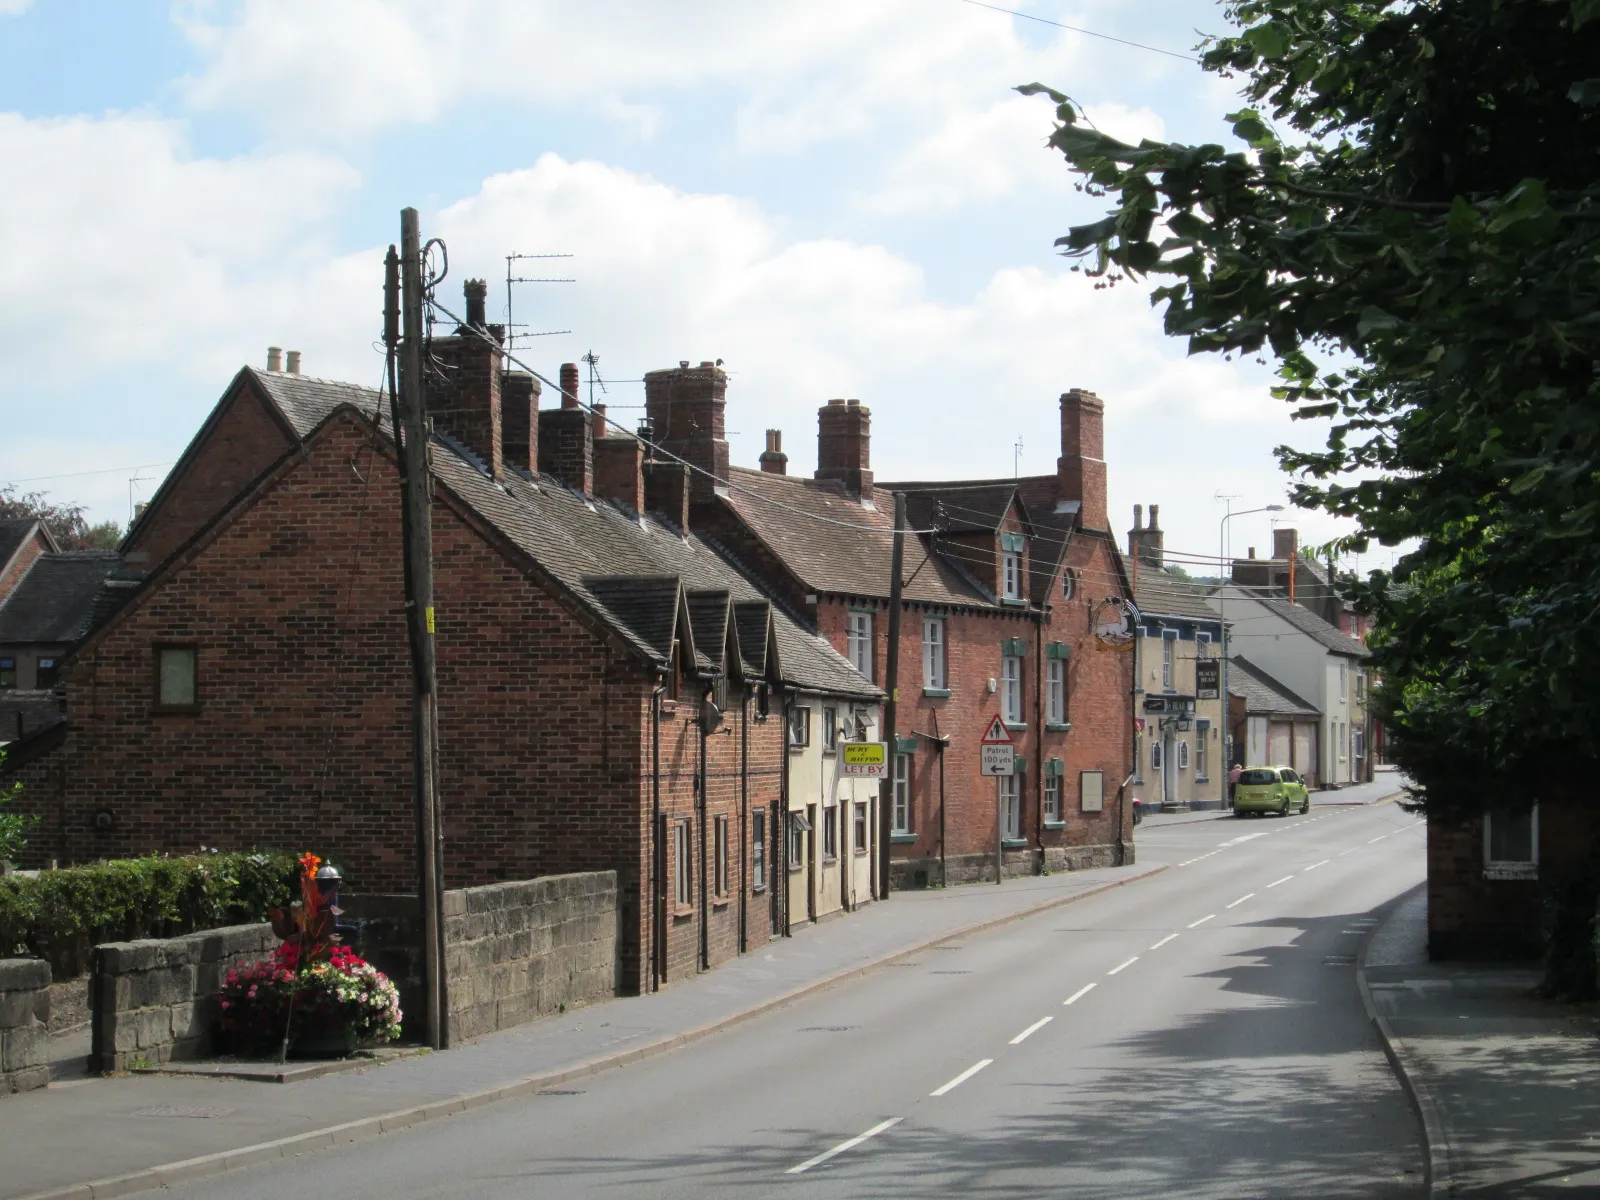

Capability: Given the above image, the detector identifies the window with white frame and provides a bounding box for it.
[1196,631,1212,657]
[1001,655,1024,724]
[788,811,808,871]
[1339,660,1348,699]
[1047,659,1065,725]
[1000,774,1021,839]
[1337,721,1346,760]
[1002,551,1023,600]
[674,818,693,909]
[847,611,873,680]
[922,617,947,691]
[788,705,810,748]
[1044,774,1062,821]
[714,816,729,897]
[751,810,767,890]
[1161,630,1177,691]
[822,704,839,753]
[1195,719,1210,779]
[854,802,868,854]
[1177,740,1190,770]
[823,805,838,861]
[1152,739,1163,771]
[892,753,912,833]
[1484,806,1537,877]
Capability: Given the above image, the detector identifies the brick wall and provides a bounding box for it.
[88,923,276,1073]
[445,871,617,1040]
[0,958,50,1095]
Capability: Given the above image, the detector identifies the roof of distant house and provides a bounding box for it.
[0,551,125,644]
[178,369,880,701]
[1227,655,1320,718]
[1121,556,1220,623]
[1233,588,1368,658]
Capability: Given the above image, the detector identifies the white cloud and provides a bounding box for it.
[0,0,33,15]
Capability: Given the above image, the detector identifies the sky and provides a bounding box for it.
[0,0,1383,575]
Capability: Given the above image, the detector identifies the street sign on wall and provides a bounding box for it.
[840,742,888,778]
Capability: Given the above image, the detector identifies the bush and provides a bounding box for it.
[0,851,298,976]
[1541,857,1600,1002]
[218,942,402,1057]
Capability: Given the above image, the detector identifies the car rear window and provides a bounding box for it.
[1238,769,1278,785]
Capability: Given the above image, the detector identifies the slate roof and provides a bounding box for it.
[1228,656,1321,719]
[1123,556,1221,623]
[244,369,879,701]
[902,483,1020,535]
[1238,588,1367,658]
[0,551,125,644]
[0,519,44,573]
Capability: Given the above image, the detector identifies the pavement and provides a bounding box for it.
[2,856,1166,1200]
[1361,886,1600,1196]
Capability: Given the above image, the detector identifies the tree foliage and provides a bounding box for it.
[0,484,122,551]
[1026,0,1600,818]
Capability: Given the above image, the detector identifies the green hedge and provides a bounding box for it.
[0,852,297,977]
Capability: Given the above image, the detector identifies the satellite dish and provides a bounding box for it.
[701,699,725,734]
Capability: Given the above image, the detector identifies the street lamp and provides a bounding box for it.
[1219,503,1285,797]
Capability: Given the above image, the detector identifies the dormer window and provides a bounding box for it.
[1000,532,1026,602]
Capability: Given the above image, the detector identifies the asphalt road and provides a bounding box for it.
[163,799,1427,1199]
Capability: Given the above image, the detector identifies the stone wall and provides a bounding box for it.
[890,840,1128,889]
[1,958,51,1095]
[445,871,618,1042]
[89,923,275,1073]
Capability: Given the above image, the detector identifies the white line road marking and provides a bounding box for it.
[1303,859,1330,871]
[1178,859,1199,866]
[1225,893,1256,909]
[1009,1016,1053,1045]
[1368,836,1387,844]
[1063,983,1096,1005]
[931,1060,993,1097]
[1265,875,1294,888]
[1188,914,1215,928]
[1149,933,1178,950]
[1107,957,1139,976]
[786,1118,903,1174]
[1218,832,1270,848]
[1337,848,1356,857]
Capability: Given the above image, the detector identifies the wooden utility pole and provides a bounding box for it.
[878,492,906,901]
[395,208,447,1050]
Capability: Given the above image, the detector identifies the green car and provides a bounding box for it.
[1233,766,1310,817]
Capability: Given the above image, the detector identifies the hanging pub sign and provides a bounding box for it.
[1092,597,1136,651]
[1196,660,1220,700]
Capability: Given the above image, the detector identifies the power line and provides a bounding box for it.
[1,462,175,487]
[957,0,1198,62]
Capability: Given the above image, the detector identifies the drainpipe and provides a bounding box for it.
[650,683,664,992]
[1034,611,1046,873]
[779,685,791,937]
[698,682,711,973]
[739,686,749,955]
[932,706,947,886]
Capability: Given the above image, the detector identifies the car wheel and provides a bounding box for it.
[1278,799,1289,817]
[1301,797,1310,815]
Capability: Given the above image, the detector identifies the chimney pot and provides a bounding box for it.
[1248,547,1256,559]
[560,362,581,410]
[699,361,715,368]
[759,428,788,476]
[285,350,301,375]
[592,403,608,441]
[267,346,283,372]
[463,279,488,329]
[1133,503,1143,530]
[1149,503,1160,529]
[815,397,872,503]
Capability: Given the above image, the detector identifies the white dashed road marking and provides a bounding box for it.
[1188,914,1215,928]
[1303,859,1330,871]
[1225,893,1255,909]
[1107,957,1139,976]
[786,1118,903,1174]
[1009,1017,1053,1045]
[1149,933,1178,950]
[931,1060,993,1097]
[1265,875,1294,888]
[1063,984,1096,1006]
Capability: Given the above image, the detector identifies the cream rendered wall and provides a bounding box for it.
[1135,629,1225,807]
[787,694,881,926]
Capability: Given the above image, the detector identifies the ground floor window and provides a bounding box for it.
[1045,775,1061,821]
[752,810,767,890]
[674,818,693,909]
[1485,806,1537,875]
[892,753,912,833]
[1000,774,1021,839]
[714,815,728,897]
[1151,739,1163,771]
[1195,720,1210,779]
[854,802,868,853]
[823,805,838,861]
[788,811,808,871]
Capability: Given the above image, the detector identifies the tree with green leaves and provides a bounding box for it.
[0,754,38,865]
[1025,0,1600,830]
[0,485,121,551]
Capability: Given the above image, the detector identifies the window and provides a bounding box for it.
[823,805,838,861]
[847,611,873,681]
[1047,659,1065,725]
[788,811,808,871]
[922,617,946,691]
[1000,774,1021,839]
[1001,655,1024,725]
[1002,551,1023,600]
[36,657,59,689]
[752,810,767,891]
[714,816,728,897]
[822,705,839,753]
[1485,806,1537,875]
[1337,721,1346,761]
[155,646,197,709]
[1177,740,1190,770]
[1195,719,1210,779]
[1357,671,1368,703]
[1151,739,1163,771]
[1061,570,1076,602]
[1352,726,1365,763]
[1045,775,1062,821]
[1161,631,1177,691]
[892,753,912,834]
[1196,631,1213,657]
[0,657,14,689]
[1339,661,1348,700]
[854,802,868,854]
[674,818,693,909]
[788,705,810,748]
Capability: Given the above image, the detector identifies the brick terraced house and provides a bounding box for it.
[640,361,1136,885]
[3,285,878,993]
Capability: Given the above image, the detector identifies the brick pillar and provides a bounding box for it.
[643,460,691,531]
[501,371,541,475]
[427,280,504,482]
[595,436,645,511]
[539,408,593,494]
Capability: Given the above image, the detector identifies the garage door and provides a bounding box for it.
[1268,721,1292,766]
[1294,724,1315,785]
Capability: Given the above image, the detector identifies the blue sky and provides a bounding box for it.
[0,0,1382,575]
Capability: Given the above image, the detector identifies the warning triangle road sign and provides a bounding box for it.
[979,714,1014,745]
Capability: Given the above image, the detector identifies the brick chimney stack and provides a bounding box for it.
[539,362,592,493]
[643,361,730,507]
[1057,388,1107,532]
[501,370,541,474]
[1127,503,1164,569]
[1273,527,1299,562]
[759,429,788,475]
[560,362,581,409]
[594,429,645,512]
[815,399,872,503]
[426,279,504,481]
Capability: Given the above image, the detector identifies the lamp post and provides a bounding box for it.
[1219,503,1284,795]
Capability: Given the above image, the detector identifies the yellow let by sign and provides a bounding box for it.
[840,742,888,777]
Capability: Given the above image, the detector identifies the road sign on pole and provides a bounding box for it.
[980,714,1013,745]
[980,713,1014,777]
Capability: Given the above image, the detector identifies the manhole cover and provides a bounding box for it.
[798,1026,858,1033]
[131,1105,234,1119]
[930,970,973,975]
